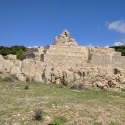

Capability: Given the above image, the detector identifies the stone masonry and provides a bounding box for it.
[20,30,124,69]
[1,30,125,90]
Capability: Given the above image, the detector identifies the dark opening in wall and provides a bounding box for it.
[114,68,119,74]
[78,71,85,77]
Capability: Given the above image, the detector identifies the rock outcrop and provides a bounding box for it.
[0,30,125,91]
[54,30,78,46]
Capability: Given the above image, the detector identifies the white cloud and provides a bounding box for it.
[112,38,125,46]
[28,46,39,48]
[104,45,109,48]
[113,42,123,46]
[107,20,125,34]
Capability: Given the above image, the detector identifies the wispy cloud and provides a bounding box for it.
[106,19,125,34]
[97,26,101,30]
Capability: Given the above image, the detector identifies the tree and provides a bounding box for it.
[0,45,28,59]
[110,46,125,56]
[16,49,24,59]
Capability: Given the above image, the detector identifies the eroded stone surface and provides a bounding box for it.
[0,30,125,90]
[54,30,78,46]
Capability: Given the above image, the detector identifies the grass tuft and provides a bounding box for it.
[33,108,43,121]
[48,116,67,125]
[24,85,29,90]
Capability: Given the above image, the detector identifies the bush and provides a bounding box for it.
[16,49,24,59]
[60,78,68,86]
[24,85,29,90]
[42,72,46,79]
[0,71,3,74]
[26,76,30,82]
[33,108,43,121]
[48,116,67,125]
[0,45,27,57]
[62,80,68,86]
[0,76,2,82]
[121,88,125,92]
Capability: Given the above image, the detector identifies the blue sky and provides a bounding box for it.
[0,0,125,47]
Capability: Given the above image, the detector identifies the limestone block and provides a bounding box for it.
[21,59,36,76]
[35,61,46,74]
[10,66,21,75]
[4,54,16,60]
[4,60,14,73]
[17,74,26,82]
[74,73,81,80]
[33,73,43,82]
[55,79,61,85]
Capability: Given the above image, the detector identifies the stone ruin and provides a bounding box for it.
[20,30,125,69]
[1,30,125,90]
[54,30,78,46]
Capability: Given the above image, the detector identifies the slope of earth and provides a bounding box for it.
[0,80,125,125]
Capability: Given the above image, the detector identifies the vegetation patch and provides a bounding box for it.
[111,45,125,56]
[24,85,29,90]
[42,72,46,79]
[48,116,67,125]
[0,45,28,59]
[0,81,124,125]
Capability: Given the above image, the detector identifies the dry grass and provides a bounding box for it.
[0,81,125,125]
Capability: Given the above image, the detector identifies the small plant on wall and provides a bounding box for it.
[42,72,46,79]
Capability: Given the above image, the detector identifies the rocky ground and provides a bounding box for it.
[0,79,125,125]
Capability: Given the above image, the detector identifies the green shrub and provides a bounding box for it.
[0,76,2,82]
[62,80,68,86]
[42,72,46,79]
[26,76,30,82]
[0,71,3,74]
[16,49,24,59]
[24,85,29,90]
[48,116,67,125]
[0,45,27,57]
[121,88,125,92]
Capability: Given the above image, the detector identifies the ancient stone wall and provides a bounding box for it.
[44,45,88,56]
[20,30,125,71]
[1,30,125,90]
[43,54,88,69]
[20,47,44,61]
[89,47,124,68]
